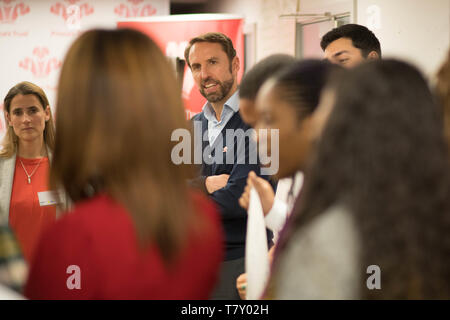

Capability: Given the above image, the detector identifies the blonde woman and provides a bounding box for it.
[0,82,67,263]
[25,29,223,299]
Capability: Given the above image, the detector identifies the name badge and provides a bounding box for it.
[38,191,60,207]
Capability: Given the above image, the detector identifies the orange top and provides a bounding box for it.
[9,157,56,263]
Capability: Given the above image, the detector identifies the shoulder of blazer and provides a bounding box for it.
[0,154,16,183]
[0,154,16,224]
[224,111,250,131]
[191,111,205,123]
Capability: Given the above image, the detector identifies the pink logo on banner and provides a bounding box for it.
[0,0,30,24]
[50,0,94,22]
[114,0,157,18]
[19,47,62,78]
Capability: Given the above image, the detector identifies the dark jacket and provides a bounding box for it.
[191,111,273,260]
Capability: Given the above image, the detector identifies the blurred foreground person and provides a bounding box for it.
[238,54,297,127]
[235,54,297,299]
[242,60,339,237]
[267,60,450,299]
[0,81,68,263]
[25,29,223,299]
[237,60,339,299]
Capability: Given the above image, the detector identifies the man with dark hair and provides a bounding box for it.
[321,24,381,68]
[239,54,297,127]
[185,32,271,299]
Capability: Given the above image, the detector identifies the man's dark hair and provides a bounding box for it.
[184,32,236,69]
[239,54,297,101]
[320,24,382,58]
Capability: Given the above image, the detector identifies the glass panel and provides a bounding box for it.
[295,15,350,59]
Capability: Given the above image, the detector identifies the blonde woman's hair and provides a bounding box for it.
[1,81,55,158]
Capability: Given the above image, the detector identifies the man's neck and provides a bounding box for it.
[209,87,237,122]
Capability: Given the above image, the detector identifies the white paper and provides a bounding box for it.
[245,188,270,300]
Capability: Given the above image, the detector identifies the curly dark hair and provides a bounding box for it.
[275,59,450,299]
[239,54,296,101]
[271,59,341,121]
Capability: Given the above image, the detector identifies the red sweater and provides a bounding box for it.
[25,192,223,299]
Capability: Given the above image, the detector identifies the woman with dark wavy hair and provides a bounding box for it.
[267,59,450,299]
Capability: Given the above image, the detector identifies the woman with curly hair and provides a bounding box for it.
[436,49,450,150]
[267,59,450,299]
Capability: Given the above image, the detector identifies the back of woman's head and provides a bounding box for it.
[271,59,340,120]
[285,59,450,298]
[53,28,199,263]
[319,59,446,200]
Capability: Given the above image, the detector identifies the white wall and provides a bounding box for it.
[206,0,298,62]
[205,0,355,63]
[356,0,450,77]
[206,0,450,78]
[297,0,354,58]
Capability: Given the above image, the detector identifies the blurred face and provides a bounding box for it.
[255,80,313,179]
[324,37,366,68]
[6,94,50,143]
[188,42,239,104]
[239,98,258,127]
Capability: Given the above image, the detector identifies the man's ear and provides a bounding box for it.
[367,51,380,60]
[232,56,240,74]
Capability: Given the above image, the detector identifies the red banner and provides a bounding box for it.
[118,15,244,118]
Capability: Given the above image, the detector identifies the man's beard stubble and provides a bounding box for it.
[200,77,235,103]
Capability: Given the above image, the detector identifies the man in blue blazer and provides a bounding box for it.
[185,32,272,299]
